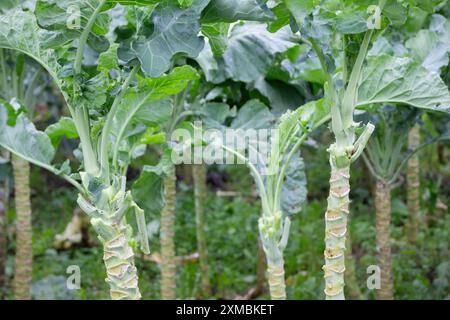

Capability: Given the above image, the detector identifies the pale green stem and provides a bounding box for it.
[73,0,107,75]
[100,66,138,179]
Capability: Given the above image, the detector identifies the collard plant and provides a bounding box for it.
[192,16,322,299]
[217,100,330,300]
[0,0,262,299]
[0,48,48,299]
[124,0,278,299]
[361,107,449,300]
[273,0,450,299]
[359,12,450,299]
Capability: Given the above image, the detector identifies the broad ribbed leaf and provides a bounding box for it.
[35,0,111,35]
[405,15,450,73]
[0,9,62,82]
[231,99,275,130]
[197,22,296,83]
[0,104,56,168]
[201,0,273,23]
[130,0,209,77]
[357,55,450,113]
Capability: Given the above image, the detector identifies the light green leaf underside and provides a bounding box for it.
[35,0,111,35]
[0,9,62,83]
[0,104,56,169]
[357,55,450,113]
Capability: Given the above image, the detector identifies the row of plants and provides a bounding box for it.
[0,0,449,300]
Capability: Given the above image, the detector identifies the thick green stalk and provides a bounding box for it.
[192,164,211,297]
[323,153,350,300]
[73,107,99,176]
[98,222,140,300]
[77,182,142,300]
[375,180,394,300]
[160,166,177,300]
[259,212,289,300]
[11,155,32,300]
[101,66,138,178]
[406,125,420,243]
[321,22,375,299]
[267,260,286,300]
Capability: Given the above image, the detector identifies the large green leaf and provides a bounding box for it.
[0,104,56,169]
[0,9,62,82]
[35,0,111,35]
[231,99,275,130]
[130,0,209,77]
[197,22,296,83]
[405,15,450,72]
[200,0,273,23]
[357,55,450,113]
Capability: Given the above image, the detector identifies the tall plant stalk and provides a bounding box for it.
[0,186,7,295]
[1,49,35,300]
[192,164,211,297]
[319,31,376,299]
[375,180,394,300]
[11,155,32,300]
[362,111,429,300]
[406,125,421,243]
[160,166,177,300]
